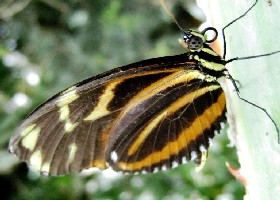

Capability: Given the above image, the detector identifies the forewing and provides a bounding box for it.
[9,55,192,175]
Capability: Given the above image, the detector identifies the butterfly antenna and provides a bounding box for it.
[223,69,280,143]
[159,0,186,34]
[226,50,280,63]
[222,0,259,59]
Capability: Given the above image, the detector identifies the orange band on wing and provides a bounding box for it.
[117,91,226,171]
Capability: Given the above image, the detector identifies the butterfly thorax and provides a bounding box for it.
[188,45,226,78]
[183,28,227,78]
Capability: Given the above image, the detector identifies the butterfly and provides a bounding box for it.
[8,0,279,176]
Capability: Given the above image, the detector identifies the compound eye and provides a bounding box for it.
[188,36,203,50]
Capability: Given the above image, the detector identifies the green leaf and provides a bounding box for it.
[213,0,280,199]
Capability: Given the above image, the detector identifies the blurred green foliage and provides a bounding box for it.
[0,0,244,199]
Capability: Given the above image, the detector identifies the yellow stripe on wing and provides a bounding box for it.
[127,84,221,156]
[117,91,226,171]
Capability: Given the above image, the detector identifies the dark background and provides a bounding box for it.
[0,0,243,199]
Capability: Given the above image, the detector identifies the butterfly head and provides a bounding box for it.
[183,27,218,52]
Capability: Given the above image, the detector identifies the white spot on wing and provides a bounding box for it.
[59,106,70,121]
[161,164,167,171]
[41,162,50,175]
[172,161,179,168]
[20,124,36,137]
[21,125,41,151]
[110,151,118,162]
[67,143,77,165]
[57,89,79,107]
[141,170,147,174]
[153,167,159,173]
[57,89,79,134]
[64,121,78,133]
[199,145,207,153]
[30,150,42,171]
[42,171,49,176]
[182,156,188,164]
[191,151,198,161]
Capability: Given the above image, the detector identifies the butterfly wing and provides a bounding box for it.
[106,71,226,173]
[9,53,226,175]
